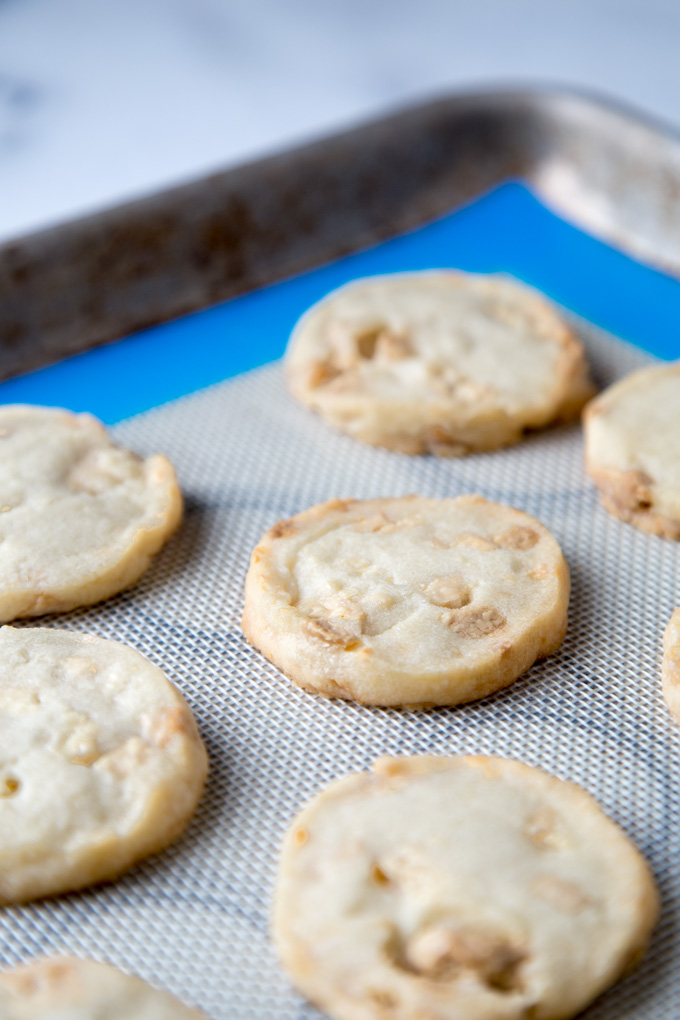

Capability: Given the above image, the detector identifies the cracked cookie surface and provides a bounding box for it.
[0,405,182,621]
[274,756,658,1020]
[0,957,206,1019]
[584,363,680,539]
[285,272,594,455]
[0,627,207,905]
[242,495,569,707]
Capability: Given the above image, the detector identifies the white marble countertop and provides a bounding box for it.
[1,0,679,243]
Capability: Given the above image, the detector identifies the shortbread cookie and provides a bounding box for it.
[285,272,594,455]
[0,957,206,1018]
[242,495,569,707]
[0,404,182,621]
[274,755,659,1020]
[662,608,680,723]
[584,362,680,539]
[0,626,207,904]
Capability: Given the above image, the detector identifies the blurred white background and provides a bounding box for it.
[1,0,678,241]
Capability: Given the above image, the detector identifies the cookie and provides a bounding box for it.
[0,626,207,904]
[584,362,680,539]
[285,272,594,455]
[274,755,659,1020]
[242,494,569,707]
[662,608,680,723]
[0,957,206,1018]
[0,404,182,621]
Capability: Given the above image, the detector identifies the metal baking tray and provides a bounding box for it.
[1,87,680,1020]
[2,86,680,383]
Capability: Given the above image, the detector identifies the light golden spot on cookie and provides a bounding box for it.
[466,757,504,780]
[324,370,363,395]
[453,532,498,551]
[378,332,412,360]
[382,517,421,534]
[60,715,100,767]
[496,526,539,550]
[354,325,410,361]
[0,775,20,797]
[430,534,450,549]
[619,470,655,512]
[293,827,309,848]
[0,688,39,712]
[369,988,399,1009]
[424,577,471,609]
[525,810,563,850]
[355,325,381,359]
[371,863,391,886]
[405,925,526,990]
[98,736,151,779]
[446,606,506,638]
[364,590,396,612]
[354,512,420,534]
[530,564,550,580]
[374,758,410,780]
[270,518,297,539]
[354,513,390,533]
[1,505,11,513]
[455,379,498,404]
[70,751,101,767]
[319,594,365,622]
[533,875,590,913]
[12,958,74,994]
[324,678,354,698]
[307,361,340,388]
[62,656,98,681]
[343,556,370,573]
[148,706,192,747]
[302,616,360,649]
[424,425,469,457]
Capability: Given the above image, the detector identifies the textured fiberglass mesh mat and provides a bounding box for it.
[1,315,679,1020]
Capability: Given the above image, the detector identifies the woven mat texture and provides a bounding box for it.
[2,315,678,1019]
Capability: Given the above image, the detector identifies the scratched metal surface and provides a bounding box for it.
[3,88,680,383]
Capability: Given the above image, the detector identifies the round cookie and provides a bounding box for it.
[274,755,659,1020]
[0,626,207,905]
[285,272,594,455]
[0,404,182,621]
[242,495,569,707]
[583,362,680,539]
[662,608,680,723]
[0,957,206,1019]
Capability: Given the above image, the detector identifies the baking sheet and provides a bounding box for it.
[1,305,677,1018]
[4,87,680,384]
